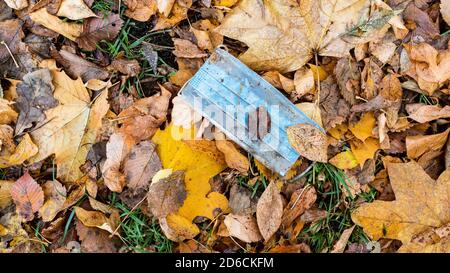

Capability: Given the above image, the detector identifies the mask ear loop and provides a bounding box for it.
[217,44,229,52]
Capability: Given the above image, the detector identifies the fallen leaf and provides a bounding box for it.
[319,77,350,130]
[75,219,117,253]
[172,38,208,58]
[0,134,38,168]
[124,0,157,22]
[295,102,323,127]
[153,0,192,30]
[256,182,283,241]
[157,0,176,17]
[442,0,450,26]
[269,243,311,253]
[352,161,450,252]
[10,172,44,221]
[124,140,162,192]
[57,0,96,20]
[292,67,315,100]
[74,207,118,234]
[152,123,228,240]
[178,239,216,253]
[0,180,14,210]
[287,123,327,163]
[14,69,58,135]
[406,129,450,159]
[228,183,256,215]
[111,58,141,77]
[169,58,203,86]
[29,69,109,183]
[335,57,361,105]
[118,86,171,143]
[102,133,133,193]
[147,170,186,218]
[0,19,24,63]
[30,8,82,41]
[191,19,223,52]
[329,150,358,170]
[224,214,263,243]
[331,225,355,253]
[0,99,18,126]
[4,0,28,9]
[76,14,123,51]
[349,112,376,142]
[406,104,450,123]
[38,180,66,222]
[216,0,392,72]
[171,95,202,129]
[350,137,380,167]
[281,186,316,230]
[214,132,249,173]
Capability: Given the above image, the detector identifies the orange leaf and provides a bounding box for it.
[10,172,44,221]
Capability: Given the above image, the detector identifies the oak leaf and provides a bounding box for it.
[352,161,450,252]
[216,0,393,72]
[29,69,109,183]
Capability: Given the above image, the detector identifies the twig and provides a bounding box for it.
[110,195,147,238]
[1,40,19,68]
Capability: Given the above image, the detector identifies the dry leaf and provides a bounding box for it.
[10,172,44,221]
[171,95,202,129]
[0,134,38,168]
[287,123,327,163]
[75,219,117,253]
[153,0,192,30]
[0,19,24,63]
[38,180,66,222]
[14,69,57,135]
[76,14,123,51]
[331,225,355,253]
[329,150,359,170]
[281,186,316,230]
[224,214,263,243]
[29,69,109,183]
[406,104,450,123]
[335,56,360,105]
[349,112,376,142]
[216,0,392,72]
[350,137,380,167]
[4,0,28,9]
[319,77,350,130]
[173,38,208,58]
[157,0,176,17]
[352,161,450,252]
[256,182,283,241]
[228,183,256,215]
[191,19,223,52]
[292,67,314,100]
[74,207,118,234]
[30,8,82,41]
[147,170,186,218]
[111,58,141,77]
[214,132,249,173]
[57,0,96,20]
[441,0,450,26]
[406,129,450,159]
[0,180,14,210]
[102,133,133,193]
[124,0,157,22]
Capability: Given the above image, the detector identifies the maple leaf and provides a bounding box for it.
[352,161,450,252]
[29,69,109,183]
[216,0,394,72]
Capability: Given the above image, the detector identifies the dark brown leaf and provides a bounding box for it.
[0,19,24,63]
[111,58,141,77]
[319,77,350,130]
[51,49,109,81]
[77,14,123,51]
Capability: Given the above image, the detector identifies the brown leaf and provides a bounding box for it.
[75,219,117,253]
[404,2,439,41]
[147,170,186,218]
[4,0,28,9]
[281,186,316,230]
[30,0,62,15]
[224,213,263,243]
[256,182,283,241]
[38,180,66,222]
[335,57,361,105]
[228,183,256,215]
[214,132,249,173]
[406,129,450,159]
[74,206,119,234]
[406,104,450,123]
[287,124,328,163]
[110,58,141,77]
[319,77,350,130]
[178,239,216,253]
[124,0,157,22]
[15,69,58,135]
[172,38,207,58]
[102,133,133,193]
[76,14,123,51]
[331,225,355,253]
[442,0,450,26]
[124,140,162,192]
[0,180,14,210]
[52,49,109,81]
[0,19,24,63]
[10,172,44,221]
[118,86,171,143]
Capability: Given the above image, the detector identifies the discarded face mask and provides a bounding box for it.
[179,47,323,176]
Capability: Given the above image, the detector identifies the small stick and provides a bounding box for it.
[110,195,147,238]
[1,41,19,68]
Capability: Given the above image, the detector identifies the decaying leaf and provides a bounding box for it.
[214,131,249,173]
[287,123,328,163]
[224,213,263,243]
[0,19,24,63]
[406,129,450,159]
[147,170,186,218]
[352,161,450,252]
[256,182,283,241]
[76,14,123,51]
[10,173,44,221]
[75,219,117,253]
[331,225,355,253]
[0,133,38,168]
[14,69,57,135]
[102,133,133,193]
[281,186,316,230]
[75,207,119,234]
[56,0,96,20]
[0,180,14,210]
[406,104,450,123]
[29,69,109,183]
[38,180,66,222]
[171,95,202,129]
[124,0,157,22]
[4,0,28,10]
[319,77,350,130]
[216,0,393,72]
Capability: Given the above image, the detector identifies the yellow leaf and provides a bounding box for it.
[0,180,14,210]
[29,70,109,183]
[349,112,376,141]
[214,132,249,173]
[295,102,323,128]
[152,123,228,240]
[212,0,238,7]
[329,150,358,170]
[38,180,66,222]
[216,0,391,72]
[57,0,97,20]
[350,137,380,167]
[0,98,18,125]
[328,123,348,140]
[352,162,450,252]
[308,64,328,81]
[29,8,82,41]
[0,134,38,168]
